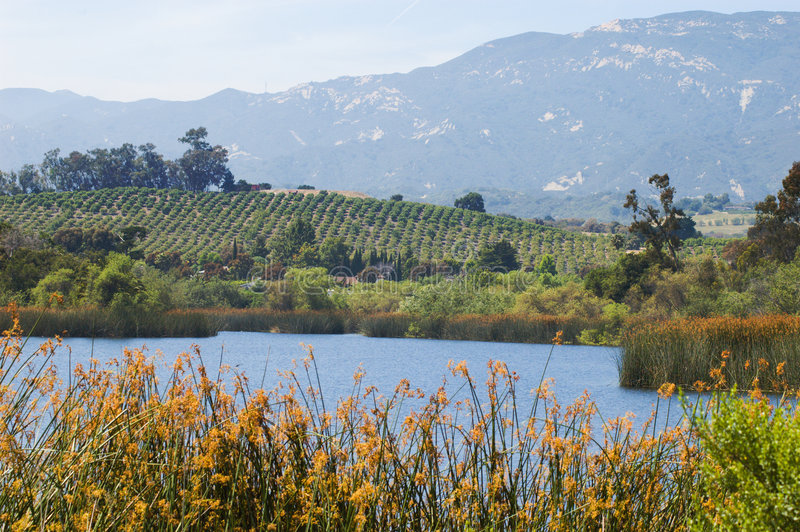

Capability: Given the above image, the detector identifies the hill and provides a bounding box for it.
[0,189,622,273]
[1,11,799,218]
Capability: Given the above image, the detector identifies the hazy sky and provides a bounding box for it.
[1,0,797,102]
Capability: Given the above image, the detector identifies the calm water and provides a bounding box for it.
[28,332,684,430]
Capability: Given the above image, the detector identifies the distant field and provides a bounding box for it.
[693,210,755,238]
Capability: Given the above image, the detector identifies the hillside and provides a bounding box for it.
[0,189,623,273]
[1,11,799,218]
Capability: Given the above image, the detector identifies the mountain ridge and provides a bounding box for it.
[1,10,799,218]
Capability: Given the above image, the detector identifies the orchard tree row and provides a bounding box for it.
[0,188,627,274]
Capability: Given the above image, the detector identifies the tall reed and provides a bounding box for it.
[0,306,215,337]
[0,306,605,345]
[440,314,592,344]
[208,308,354,335]
[619,315,800,389]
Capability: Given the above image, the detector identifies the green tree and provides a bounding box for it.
[624,173,689,271]
[91,253,143,306]
[746,161,800,263]
[476,239,520,271]
[271,218,317,264]
[319,237,351,271]
[133,143,180,188]
[536,254,557,275]
[454,192,485,212]
[178,127,234,192]
[31,268,80,306]
[584,253,651,303]
[117,226,147,257]
[283,267,335,310]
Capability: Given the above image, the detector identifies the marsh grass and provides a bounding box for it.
[357,313,413,337]
[208,308,355,335]
[0,307,602,345]
[0,306,215,338]
[619,315,800,389]
[0,306,701,530]
[440,314,592,344]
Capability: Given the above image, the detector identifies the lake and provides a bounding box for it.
[28,332,685,431]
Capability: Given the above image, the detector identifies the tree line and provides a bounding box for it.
[0,127,241,194]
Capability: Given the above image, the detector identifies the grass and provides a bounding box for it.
[0,306,215,338]
[619,315,800,389]
[0,313,701,530]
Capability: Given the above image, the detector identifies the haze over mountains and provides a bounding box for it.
[1,10,799,218]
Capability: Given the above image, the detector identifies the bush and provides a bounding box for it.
[691,392,800,529]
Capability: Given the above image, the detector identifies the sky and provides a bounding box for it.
[1,0,798,102]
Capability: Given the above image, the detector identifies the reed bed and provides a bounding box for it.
[0,306,215,338]
[619,315,800,389]
[207,308,356,335]
[440,314,593,344]
[357,312,413,338]
[0,307,604,346]
[358,313,592,344]
[0,311,701,530]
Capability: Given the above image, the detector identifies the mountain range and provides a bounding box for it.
[1,10,799,219]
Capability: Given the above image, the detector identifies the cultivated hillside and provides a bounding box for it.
[0,189,622,273]
[1,11,798,218]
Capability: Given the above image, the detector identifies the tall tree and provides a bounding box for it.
[271,217,317,264]
[133,143,180,188]
[177,127,234,191]
[476,239,520,271]
[746,161,800,263]
[624,173,688,271]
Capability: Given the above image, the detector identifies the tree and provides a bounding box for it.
[390,194,403,201]
[16,164,45,194]
[476,239,520,271]
[133,143,180,188]
[319,237,351,271]
[746,161,800,263]
[117,226,147,257]
[91,253,144,306]
[271,217,317,263]
[53,228,84,253]
[177,127,234,191]
[623,173,690,271]
[537,254,557,275]
[454,192,485,212]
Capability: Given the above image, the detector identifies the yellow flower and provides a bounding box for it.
[657,382,676,399]
[552,330,564,345]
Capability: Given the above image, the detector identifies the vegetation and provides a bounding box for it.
[0,187,620,270]
[691,390,800,530]
[744,160,800,263]
[5,316,800,528]
[619,315,800,389]
[0,323,700,530]
[454,191,485,212]
[624,173,697,271]
[0,127,233,194]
